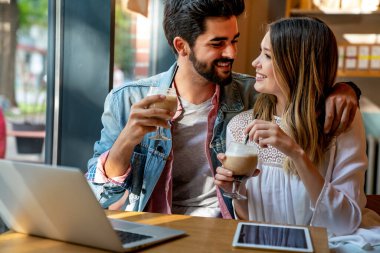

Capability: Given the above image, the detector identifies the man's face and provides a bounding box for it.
[189,16,239,86]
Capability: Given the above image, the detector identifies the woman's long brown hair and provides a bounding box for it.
[253,17,338,174]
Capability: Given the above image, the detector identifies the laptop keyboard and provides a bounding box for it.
[115,230,153,244]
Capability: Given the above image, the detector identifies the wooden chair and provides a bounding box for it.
[366,195,380,215]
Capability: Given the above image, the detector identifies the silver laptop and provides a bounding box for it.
[0,159,185,252]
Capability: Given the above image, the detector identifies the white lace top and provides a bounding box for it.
[227,112,286,165]
[226,109,380,250]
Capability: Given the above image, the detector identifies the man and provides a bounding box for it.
[87,0,359,219]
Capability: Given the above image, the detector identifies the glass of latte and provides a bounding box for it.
[222,141,258,200]
[147,86,178,141]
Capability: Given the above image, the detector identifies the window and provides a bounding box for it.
[113,0,152,88]
[0,0,48,163]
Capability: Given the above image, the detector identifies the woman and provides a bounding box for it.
[215,17,380,251]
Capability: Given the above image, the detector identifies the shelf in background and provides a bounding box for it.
[338,70,380,78]
[290,9,380,17]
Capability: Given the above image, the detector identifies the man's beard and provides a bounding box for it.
[189,50,233,86]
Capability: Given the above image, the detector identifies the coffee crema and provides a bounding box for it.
[149,95,177,113]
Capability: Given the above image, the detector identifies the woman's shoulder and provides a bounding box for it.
[335,109,366,147]
[227,110,255,143]
[230,110,254,124]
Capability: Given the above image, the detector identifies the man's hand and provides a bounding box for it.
[122,94,174,146]
[105,94,174,178]
[324,82,358,135]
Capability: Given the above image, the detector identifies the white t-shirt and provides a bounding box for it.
[171,97,220,217]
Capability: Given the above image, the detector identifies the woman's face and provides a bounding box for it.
[252,32,282,99]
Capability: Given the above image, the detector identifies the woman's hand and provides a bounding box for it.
[245,119,303,159]
[214,153,260,193]
[245,119,325,205]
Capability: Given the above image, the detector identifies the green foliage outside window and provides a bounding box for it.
[18,0,48,30]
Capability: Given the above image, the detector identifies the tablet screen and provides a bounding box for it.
[232,222,313,252]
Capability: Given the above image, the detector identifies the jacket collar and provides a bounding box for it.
[219,76,245,113]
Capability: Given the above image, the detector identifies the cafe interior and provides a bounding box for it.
[0,0,380,252]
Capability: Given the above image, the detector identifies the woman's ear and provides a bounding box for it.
[173,37,189,57]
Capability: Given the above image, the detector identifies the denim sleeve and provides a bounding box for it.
[87,91,123,175]
[86,91,130,208]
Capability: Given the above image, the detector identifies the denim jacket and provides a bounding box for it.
[86,63,257,218]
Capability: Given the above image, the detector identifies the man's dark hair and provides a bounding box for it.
[163,0,245,55]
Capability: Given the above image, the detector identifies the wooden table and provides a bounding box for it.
[0,211,329,253]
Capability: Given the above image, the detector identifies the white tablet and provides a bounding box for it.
[232,222,314,252]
